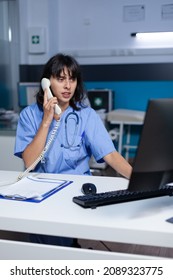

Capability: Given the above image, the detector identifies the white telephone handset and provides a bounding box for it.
[41,78,62,115]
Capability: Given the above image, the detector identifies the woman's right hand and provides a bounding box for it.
[42,89,59,126]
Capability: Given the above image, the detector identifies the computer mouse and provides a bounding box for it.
[81,183,97,195]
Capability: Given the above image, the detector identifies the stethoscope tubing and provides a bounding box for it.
[63,111,80,149]
[65,111,79,125]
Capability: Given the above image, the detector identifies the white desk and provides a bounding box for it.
[107,109,145,160]
[0,170,173,260]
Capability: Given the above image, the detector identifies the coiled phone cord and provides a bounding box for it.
[0,120,60,187]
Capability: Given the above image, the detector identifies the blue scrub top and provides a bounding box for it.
[14,103,115,175]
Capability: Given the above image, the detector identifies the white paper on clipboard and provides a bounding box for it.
[0,174,72,201]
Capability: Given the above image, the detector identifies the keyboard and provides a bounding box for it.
[73,185,173,208]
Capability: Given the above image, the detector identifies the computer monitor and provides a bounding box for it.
[18,82,39,108]
[129,98,173,192]
[87,89,114,112]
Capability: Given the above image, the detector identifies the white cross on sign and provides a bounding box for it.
[32,35,40,44]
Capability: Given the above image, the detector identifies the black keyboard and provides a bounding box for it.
[73,185,173,208]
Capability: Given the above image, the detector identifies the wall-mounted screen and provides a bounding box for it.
[18,82,39,108]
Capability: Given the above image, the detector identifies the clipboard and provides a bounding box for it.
[0,174,73,203]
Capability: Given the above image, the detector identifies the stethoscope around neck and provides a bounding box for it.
[61,111,80,149]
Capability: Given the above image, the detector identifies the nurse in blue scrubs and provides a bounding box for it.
[14,53,132,246]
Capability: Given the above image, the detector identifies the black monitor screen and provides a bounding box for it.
[87,90,113,112]
[129,98,173,191]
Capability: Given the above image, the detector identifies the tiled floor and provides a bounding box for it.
[1,230,173,258]
[77,238,173,258]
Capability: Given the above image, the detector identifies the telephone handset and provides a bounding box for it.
[41,78,62,115]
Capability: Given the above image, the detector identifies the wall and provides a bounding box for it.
[18,0,173,108]
[85,81,173,111]
[0,0,20,110]
[58,0,173,64]
[0,1,11,109]
[18,0,173,127]
[19,62,173,110]
[18,0,173,65]
[14,0,173,159]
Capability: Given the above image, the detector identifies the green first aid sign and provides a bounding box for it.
[32,35,40,44]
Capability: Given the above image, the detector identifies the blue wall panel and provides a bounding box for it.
[85,81,173,158]
[85,81,173,111]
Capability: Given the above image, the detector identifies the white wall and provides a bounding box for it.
[18,0,173,65]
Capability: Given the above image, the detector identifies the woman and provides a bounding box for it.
[15,53,132,246]
[15,53,132,178]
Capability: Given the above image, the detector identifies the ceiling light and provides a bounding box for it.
[131,32,173,40]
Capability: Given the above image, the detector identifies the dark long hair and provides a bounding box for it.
[36,53,85,110]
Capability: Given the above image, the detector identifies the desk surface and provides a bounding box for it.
[0,170,173,249]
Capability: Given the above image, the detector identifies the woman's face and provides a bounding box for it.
[50,67,77,109]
